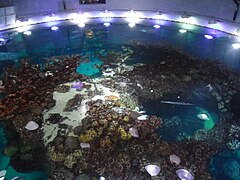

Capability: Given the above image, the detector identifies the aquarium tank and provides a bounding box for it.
[1,0,240,179]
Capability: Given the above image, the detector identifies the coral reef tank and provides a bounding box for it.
[1,16,240,180]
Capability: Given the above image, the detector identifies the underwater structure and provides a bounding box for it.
[1,0,240,179]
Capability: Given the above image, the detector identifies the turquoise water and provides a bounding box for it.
[0,125,47,180]
[76,56,103,76]
[1,20,240,179]
[210,148,240,180]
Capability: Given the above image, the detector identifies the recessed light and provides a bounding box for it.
[153,24,161,29]
[51,26,59,31]
[103,22,110,27]
[23,31,31,35]
[179,29,187,33]
[204,34,213,39]
[128,22,136,28]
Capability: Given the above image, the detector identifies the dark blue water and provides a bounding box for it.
[209,148,240,180]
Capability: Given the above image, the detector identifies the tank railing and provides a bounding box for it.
[14,8,240,26]
[1,8,240,35]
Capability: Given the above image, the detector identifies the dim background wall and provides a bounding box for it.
[1,0,239,23]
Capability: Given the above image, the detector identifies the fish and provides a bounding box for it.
[160,101,195,106]
[206,84,213,92]
[136,83,143,89]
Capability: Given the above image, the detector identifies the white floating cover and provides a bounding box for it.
[25,121,39,131]
[129,127,139,138]
[169,154,181,165]
[197,113,209,121]
[80,143,90,149]
[176,169,194,180]
[145,164,161,176]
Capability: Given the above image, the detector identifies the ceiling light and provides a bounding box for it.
[78,23,85,28]
[204,34,213,39]
[179,29,187,33]
[128,22,136,28]
[153,24,161,29]
[0,38,5,42]
[103,22,110,27]
[51,26,59,31]
[23,31,31,35]
[232,43,240,49]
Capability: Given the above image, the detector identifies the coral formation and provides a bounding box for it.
[1,43,240,179]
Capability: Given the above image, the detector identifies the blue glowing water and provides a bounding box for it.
[0,22,240,179]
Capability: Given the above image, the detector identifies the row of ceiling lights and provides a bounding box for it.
[1,10,240,49]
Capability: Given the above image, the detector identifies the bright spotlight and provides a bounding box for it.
[232,43,240,49]
[179,29,187,33]
[153,24,161,29]
[51,26,59,31]
[128,22,136,28]
[103,22,110,27]
[78,23,85,28]
[23,31,32,35]
[0,38,5,42]
[204,34,213,39]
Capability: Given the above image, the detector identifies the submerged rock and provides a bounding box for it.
[3,145,18,157]
[46,113,65,124]
[64,94,83,111]
[64,136,79,151]
[230,92,240,115]
[75,174,90,180]
[73,126,84,135]
[56,84,70,93]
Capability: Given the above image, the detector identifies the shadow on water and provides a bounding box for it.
[142,86,220,142]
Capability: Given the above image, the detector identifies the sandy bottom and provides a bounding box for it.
[42,79,121,145]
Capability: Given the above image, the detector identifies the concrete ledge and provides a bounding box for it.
[0,10,240,38]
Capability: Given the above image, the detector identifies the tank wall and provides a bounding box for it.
[12,0,238,23]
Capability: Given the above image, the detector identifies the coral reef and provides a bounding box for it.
[0,55,85,118]
[1,43,240,179]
